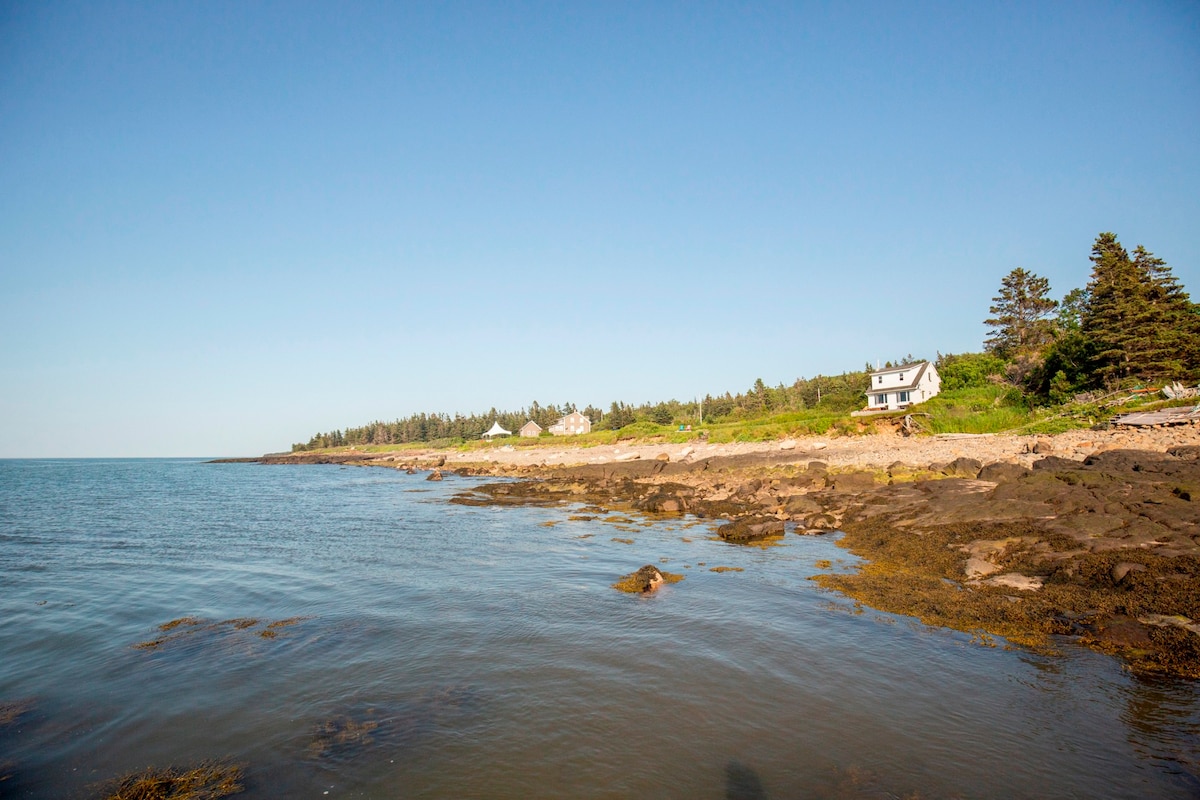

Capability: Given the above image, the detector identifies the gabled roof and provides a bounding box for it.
[869,361,929,377]
[868,361,930,392]
[520,420,542,431]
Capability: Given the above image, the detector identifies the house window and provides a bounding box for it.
[899,374,905,381]
[898,391,910,403]
[873,394,886,406]
[877,377,883,385]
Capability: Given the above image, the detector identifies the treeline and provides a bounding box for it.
[296,402,600,450]
[292,369,896,451]
[982,232,1199,402]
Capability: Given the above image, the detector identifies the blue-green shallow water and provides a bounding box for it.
[1,459,1198,799]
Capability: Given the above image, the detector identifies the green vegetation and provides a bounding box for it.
[1012,233,1200,400]
[291,232,1196,453]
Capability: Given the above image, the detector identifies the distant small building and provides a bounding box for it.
[519,420,542,438]
[482,421,513,439]
[548,411,592,435]
[863,361,941,411]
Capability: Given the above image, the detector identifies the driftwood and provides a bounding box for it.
[1112,406,1200,427]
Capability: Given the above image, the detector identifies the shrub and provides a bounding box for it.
[937,352,1008,391]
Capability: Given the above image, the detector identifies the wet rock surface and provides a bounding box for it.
[717,516,786,544]
[613,565,683,593]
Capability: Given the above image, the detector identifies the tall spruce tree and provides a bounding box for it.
[1082,232,1197,384]
[984,268,1058,358]
[1134,245,1200,378]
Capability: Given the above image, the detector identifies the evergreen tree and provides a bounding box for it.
[1135,245,1200,378]
[1082,233,1196,384]
[1055,287,1090,333]
[984,268,1058,358]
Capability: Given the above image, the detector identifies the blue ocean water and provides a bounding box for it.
[0,458,1198,799]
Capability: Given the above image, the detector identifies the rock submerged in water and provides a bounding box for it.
[718,516,786,543]
[612,564,683,593]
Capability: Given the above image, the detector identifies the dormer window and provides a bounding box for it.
[899,373,905,381]
[877,376,883,385]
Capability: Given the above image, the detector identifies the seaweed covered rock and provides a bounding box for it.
[612,565,683,593]
[718,516,785,543]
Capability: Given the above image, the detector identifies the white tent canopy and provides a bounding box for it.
[482,421,512,439]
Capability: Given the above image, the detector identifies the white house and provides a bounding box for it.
[863,361,941,411]
[548,411,592,435]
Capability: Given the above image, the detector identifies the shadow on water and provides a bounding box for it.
[725,760,769,800]
[1121,673,1200,792]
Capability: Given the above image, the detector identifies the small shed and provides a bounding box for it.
[482,421,512,439]
[519,420,542,438]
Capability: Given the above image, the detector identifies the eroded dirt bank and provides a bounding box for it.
[250,425,1200,677]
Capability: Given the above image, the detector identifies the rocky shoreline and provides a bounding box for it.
[244,424,1200,678]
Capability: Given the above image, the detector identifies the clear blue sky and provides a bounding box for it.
[2,1,1197,457]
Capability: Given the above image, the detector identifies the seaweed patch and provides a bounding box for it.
[96,761,244,800]
[134,617,313,651]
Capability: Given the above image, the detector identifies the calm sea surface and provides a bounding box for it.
[1,459,1198,799]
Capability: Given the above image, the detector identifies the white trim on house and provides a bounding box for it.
[862,361,941,411]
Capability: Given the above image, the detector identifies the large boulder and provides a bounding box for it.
[612,565,683,593]
[636,486,692,513]
[829,471,879,492]
[718,516,786,543]
[941,457,983,479]
[1032,455,1084,471]
[782,494,823,517]
[977,462,1032,483]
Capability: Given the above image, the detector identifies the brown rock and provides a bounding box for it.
[1032,456,1083,471]
[830,472,878,492]
[977,462,1032,482]
[782,495,823,517]
[614,565,665,593]
[637,490,689,513]
[941,457,983,479]
[718,517,786,543]
[1111,562,1148,584]
[1091,615,1154,649]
